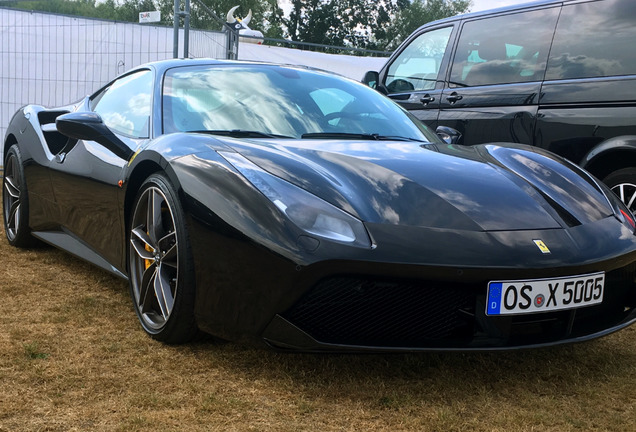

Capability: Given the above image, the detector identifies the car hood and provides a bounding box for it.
[222,138,613,232]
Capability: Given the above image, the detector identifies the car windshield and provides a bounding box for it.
[162,64,438,143]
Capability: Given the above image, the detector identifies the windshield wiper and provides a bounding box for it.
[192,129,294,139]
[301,132,427,142]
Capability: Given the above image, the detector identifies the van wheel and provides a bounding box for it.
[603,168,636,212]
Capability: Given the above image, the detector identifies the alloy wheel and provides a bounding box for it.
[3,152,21,241]
[611,182,636,213]
[129,185,179,331]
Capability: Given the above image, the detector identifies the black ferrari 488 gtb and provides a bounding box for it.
[4,59,636,351]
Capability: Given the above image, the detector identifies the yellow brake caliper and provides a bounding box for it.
[145,240,153,270]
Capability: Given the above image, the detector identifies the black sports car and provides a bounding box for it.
[4,59,636,351]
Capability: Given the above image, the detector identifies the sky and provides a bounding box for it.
[471,0,532,12]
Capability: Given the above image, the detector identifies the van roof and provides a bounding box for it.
[421,0,567,28]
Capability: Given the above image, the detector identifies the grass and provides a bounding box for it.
[22,341,50,360]
[1,197,636,430]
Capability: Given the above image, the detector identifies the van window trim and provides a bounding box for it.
[444,3,562,90]
[381,23,459,94]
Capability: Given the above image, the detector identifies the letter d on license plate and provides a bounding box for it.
[486,272,604,316]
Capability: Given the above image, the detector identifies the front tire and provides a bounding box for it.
[603,168,636,213]
[128,174,198,343]
[2,145,36,247]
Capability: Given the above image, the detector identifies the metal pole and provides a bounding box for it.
[234,28,239,59]
[173,0,180,58]
[184,0,190,58]
[224,21,240,60]
[224,24,235,60]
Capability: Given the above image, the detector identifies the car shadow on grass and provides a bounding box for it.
[183,331,636,411]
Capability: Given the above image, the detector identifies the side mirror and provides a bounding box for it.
[56,112,134,160]
[436,126,462,145]
[362,70,379,89]
[363,70,390,95]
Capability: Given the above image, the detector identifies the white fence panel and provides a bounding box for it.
[0,8,226,158]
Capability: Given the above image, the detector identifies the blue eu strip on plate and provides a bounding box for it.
[487,282,503,315]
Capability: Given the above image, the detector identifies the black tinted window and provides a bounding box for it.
[546,0,636,80]
[385,26,453,93]
[449,8,558,87]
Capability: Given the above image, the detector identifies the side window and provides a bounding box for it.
[449,8,558,87]
[91,70,152,138]
[385,26,453,93]
[546,0,636,80]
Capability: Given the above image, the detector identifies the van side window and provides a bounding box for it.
[385,27,453,93]
[449,9,558,88]
[546,0,636,80]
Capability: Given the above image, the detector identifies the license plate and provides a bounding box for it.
[486,272,604,316]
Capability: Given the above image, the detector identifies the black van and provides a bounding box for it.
[364,0,636,211]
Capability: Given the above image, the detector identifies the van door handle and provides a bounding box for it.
[389,93,411,101]
[446,92,463,103]
[420,95,435,105]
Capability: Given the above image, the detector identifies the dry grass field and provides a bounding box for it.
[1,196,636,431]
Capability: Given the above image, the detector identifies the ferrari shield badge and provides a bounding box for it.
[533,239,551,254]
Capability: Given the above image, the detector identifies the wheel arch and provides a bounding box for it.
[580,136,636,181]
[123,159,163,233]
[3,134,18,164]
[122,155,188,245]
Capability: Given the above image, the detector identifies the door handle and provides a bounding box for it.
[420,95,435,105]
[389,93,411,101]
[446,92,463,104]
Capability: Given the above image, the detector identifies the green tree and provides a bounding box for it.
[153,0,282,36]
[112,0,158,21]
[5,0,281,34]
[8,0,103,18]
[6,0,160,21]
[286,0,399,50]
[93,0,158,21]
[5,0,470,51]
[380,0,471,50]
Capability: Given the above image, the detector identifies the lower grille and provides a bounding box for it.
[281,264,636,349]
[282,277,476,347]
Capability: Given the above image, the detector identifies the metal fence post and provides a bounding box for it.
[184,0,190,57]
[173,0,191,58]
[224,21,240,59]
[173,0,180,58]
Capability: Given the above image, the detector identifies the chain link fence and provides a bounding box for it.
[0,7,227,160]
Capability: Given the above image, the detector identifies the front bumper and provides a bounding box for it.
[186,200,636,351]
[263,263,636,351]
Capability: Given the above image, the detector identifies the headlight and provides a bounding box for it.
[219,151,372,248]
